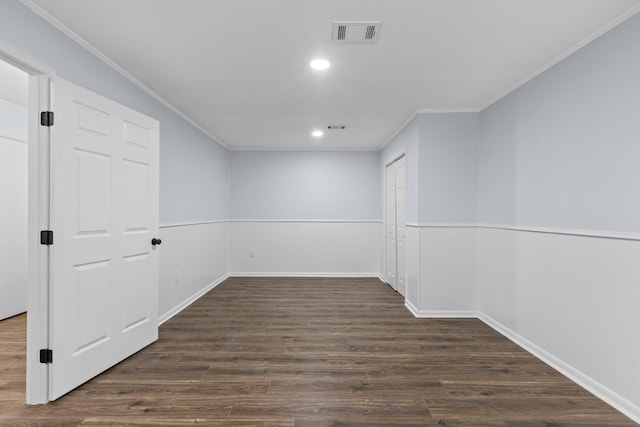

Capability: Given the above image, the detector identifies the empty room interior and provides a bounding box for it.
[1,0,640,425]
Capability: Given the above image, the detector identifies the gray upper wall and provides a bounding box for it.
[0,1,229,224]
[381,113,479,225]
[419,113,478,224]
[231,150,382,221]
[479,11,640,233]
[384,11,640,233]
[6,0,639,229]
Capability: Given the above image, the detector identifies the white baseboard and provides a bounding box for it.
[228,272,382,278]
[478,313,640,424]
[404,300,477,318]
[401,305,640,423]
[158,274,230,325]
[404,300,420,316]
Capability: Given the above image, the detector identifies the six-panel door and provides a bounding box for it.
[49,78,159,400]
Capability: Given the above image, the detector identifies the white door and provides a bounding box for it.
[385,161,397,290]
[49,78,159,400]
[395,156,407,296]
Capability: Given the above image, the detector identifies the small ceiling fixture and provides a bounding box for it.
[310,59,330,70]
[311,130,324,138]
[333,21,381,43]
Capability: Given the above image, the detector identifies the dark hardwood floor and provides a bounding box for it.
[0,277,636,426]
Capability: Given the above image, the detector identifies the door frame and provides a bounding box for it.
[0,40,55,404]
[384,152,406,289]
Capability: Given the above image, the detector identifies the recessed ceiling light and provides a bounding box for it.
[311,130,324,138]
[310,59,330,70]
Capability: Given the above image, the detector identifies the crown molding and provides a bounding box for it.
[20,0,229,150]
[379,111,418,150]
[416,108,480,114]
[477,4,640,111]
[229,146,380,152]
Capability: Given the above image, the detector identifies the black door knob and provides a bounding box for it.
[151,238,162,246]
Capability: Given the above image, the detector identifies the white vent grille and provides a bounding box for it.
[333,21,381,43]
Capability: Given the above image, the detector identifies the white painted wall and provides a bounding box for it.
[230,221,381,276]
[404,226,477,317]
[0,135,28,320]
[0,65,29,320]
[404,226,420,309]
[0,59,28,107]
[418,227,477,314]
[158,222,229,323]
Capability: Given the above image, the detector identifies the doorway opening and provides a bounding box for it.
[385,154,406,296]
[0,58,29,321]
[1,41,161,405]
[0,56,30,409]
[0,44,52,405]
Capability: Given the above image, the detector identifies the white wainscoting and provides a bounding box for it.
[403,225,477,314]
[401,224,640,422]
[477,226,640,423]
[158,221,229,323]
[229,221,381,277]
[405,226,421,308]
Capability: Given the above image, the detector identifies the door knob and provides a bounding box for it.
[151,238,162,246]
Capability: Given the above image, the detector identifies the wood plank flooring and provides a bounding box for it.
[0,277,636,426]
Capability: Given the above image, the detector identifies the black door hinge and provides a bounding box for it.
[39,349,53,364]
[40,111,54,127]
[40,230,53,245]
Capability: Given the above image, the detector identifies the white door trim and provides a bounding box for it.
[0,40,55,404]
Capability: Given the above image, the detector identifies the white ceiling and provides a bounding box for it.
[25,0,640,150]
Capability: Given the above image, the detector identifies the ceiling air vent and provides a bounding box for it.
[327,124,348,130]
[333,21,381,43]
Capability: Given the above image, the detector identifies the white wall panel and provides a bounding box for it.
[0,136,28,320]
[476,227,517,327]
[158,222,229,322]
[417,227,477,313]
[230,221,381,276]
[404,226,421,310]
[0,99,28,141]
[478,227,640,420]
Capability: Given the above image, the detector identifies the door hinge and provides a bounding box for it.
[40,230,53,245]
[39,349,53,364]
[40,111,54,127]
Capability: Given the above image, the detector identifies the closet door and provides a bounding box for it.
[385,161,397,290]
[395,156,407,296]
